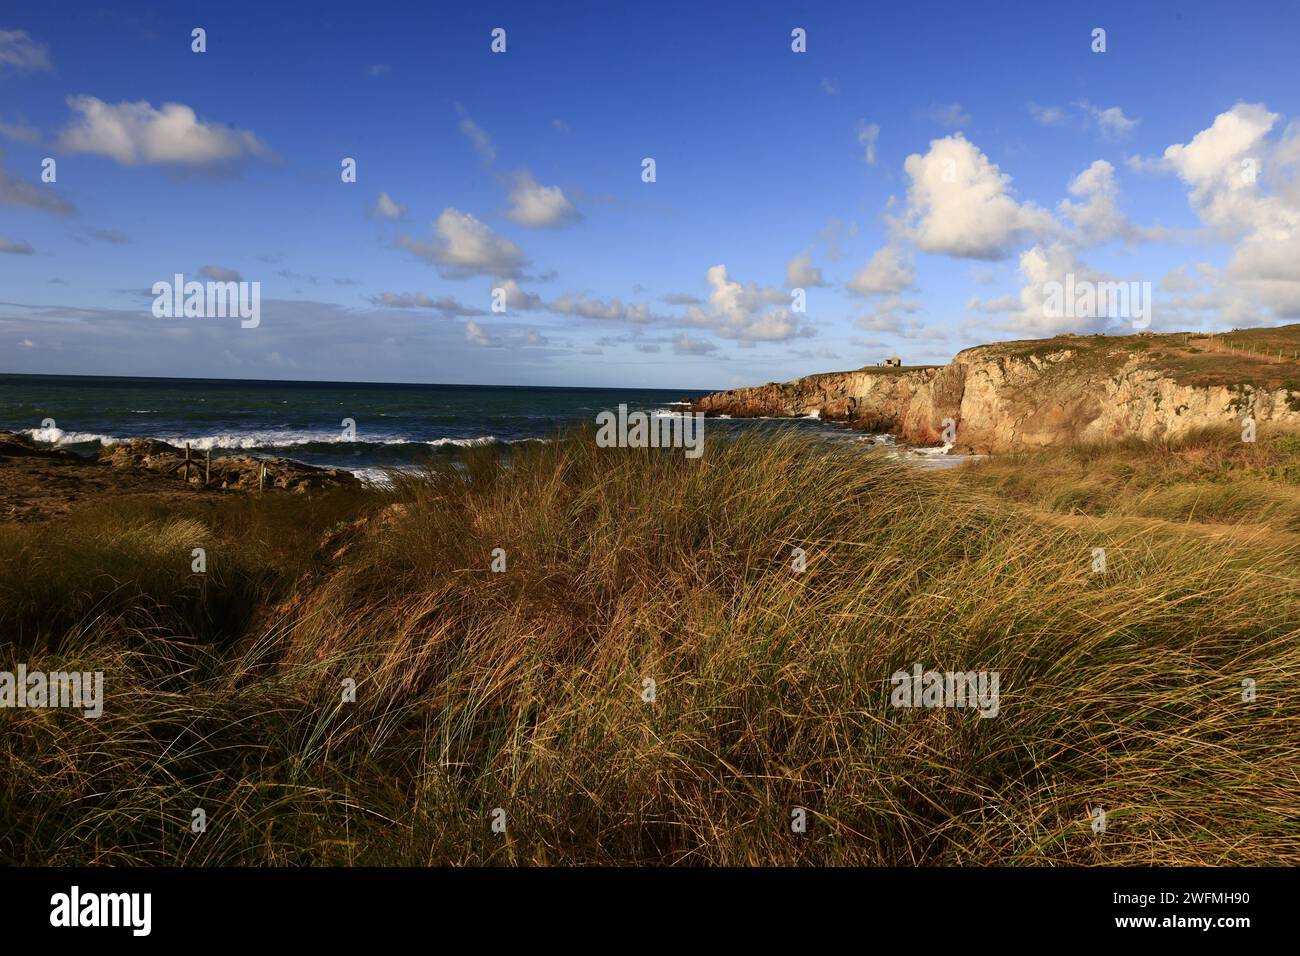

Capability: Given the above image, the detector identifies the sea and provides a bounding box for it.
[0,374,940,483]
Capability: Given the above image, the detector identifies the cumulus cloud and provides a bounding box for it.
[0,237,34,254]
[372,192,406,219]
[548,292,655,322]
[1057,159,1158,245]
[0,29,51,73]
[1160,102,1284,233]
[686,265,815,344]
[505,171,580,228]
[967,242,1140,335]
[57,96,272,167]
[464,319,501,347]
[1150,103,1300,322]
[495,278,545,311]
[453,109,581,230]
[785,253,827,288]
[399,208,528,279]
[898,134,1055,259]
[848,245,914,295]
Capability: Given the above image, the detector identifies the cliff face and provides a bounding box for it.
[690,328,1300,453]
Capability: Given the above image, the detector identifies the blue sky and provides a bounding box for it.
[2,0,1299,389]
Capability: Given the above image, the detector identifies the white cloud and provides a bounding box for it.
[505,171,580,228]
[1153,103,1300,322]
[1057,159,1156,245]
[458,116,496,165]
[1077,101,1140,139]
[549,293,627,320]
[57,96,272,167]
[399,208,528,278]
[967,242,1137,335]
[857,121,880,165]
[785,253,826,288]
[464,320,501,347]
[0,29,51,73]
[496,278,544,311]
[372,192,406,219]
[686,265,815,344]
[899,134,1054,259]
[1161,102,1283,233]
[548,292,655,322]
[848,245,914,295]
[673,334,717,355]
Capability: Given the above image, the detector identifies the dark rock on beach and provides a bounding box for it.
[0,430,360,522]
[98,438,361,493]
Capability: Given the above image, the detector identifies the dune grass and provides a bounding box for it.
[1,426,1297,865]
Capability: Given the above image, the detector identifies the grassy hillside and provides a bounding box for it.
[970,324,1300,393]
[1,428,1297,865]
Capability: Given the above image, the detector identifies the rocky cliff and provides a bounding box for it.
[690,327,1300,453]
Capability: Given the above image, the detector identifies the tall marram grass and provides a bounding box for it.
[1,426,1297,865]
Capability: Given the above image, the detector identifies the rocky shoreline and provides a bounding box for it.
[688,326,1300,454]
[0,431,359,522]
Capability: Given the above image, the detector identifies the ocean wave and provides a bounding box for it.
[22,427,120,446]
[21,426,538,452]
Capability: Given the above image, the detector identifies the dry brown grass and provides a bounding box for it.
[1,427,1296,865]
